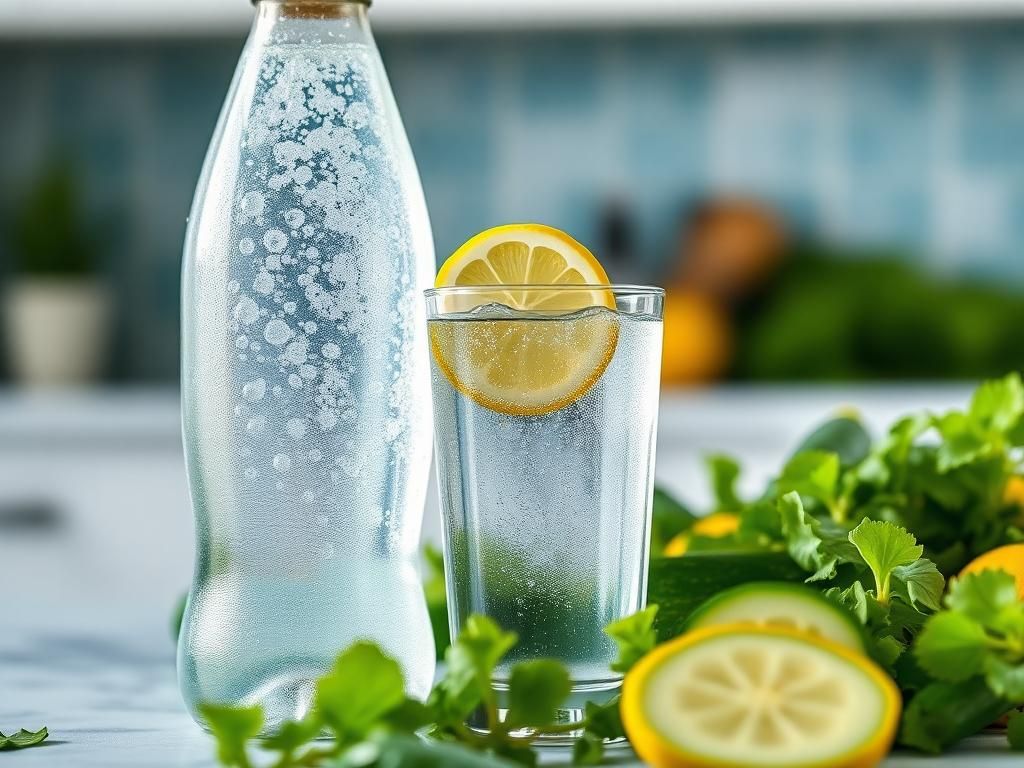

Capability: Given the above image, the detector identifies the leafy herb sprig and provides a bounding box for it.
[0,727,48,751]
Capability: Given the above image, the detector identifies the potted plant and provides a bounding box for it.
[3,160,110,387]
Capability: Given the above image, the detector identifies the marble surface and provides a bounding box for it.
[1,624,1020,767]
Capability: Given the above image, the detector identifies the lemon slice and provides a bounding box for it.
[430,224,618,416]
[621,625,900,768]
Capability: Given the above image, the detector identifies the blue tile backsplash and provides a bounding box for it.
[2,23,1024,379]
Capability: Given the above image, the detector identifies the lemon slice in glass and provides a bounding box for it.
[621,625,900,768]
[430,224,618,416]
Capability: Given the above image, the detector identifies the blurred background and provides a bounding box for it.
[2,0,1024,642]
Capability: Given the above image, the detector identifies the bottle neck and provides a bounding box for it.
[251,0,372,45]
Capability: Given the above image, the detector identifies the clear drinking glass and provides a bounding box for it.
[425,285,664,727]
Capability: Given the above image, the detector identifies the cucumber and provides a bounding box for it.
[686,581,866,651]
[647,551,808,642]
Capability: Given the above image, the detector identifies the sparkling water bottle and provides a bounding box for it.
[179,0,435,731]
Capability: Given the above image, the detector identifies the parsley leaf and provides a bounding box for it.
[848,520,923,603]
[604,605,658,673]
[778,492,840,581]
[315,641,407,742]
[0,727,49,751]
[706,454,742,510]
[504,660,571,729]
[200,703,263,768]
[1008,710,1024,751]
[777,451,839,510]
[914,612,988,681]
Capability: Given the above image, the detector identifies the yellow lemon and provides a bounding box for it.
[430,224,617,416]
[664,513,741,557]
[621,625,900,768]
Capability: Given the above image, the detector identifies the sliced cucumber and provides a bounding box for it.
[685,581,866,652]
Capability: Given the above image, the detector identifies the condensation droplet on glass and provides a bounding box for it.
[303,322,317,334]
[233,296,260,325]
[240,191,265,218]
[308,448,323,463]
[300,364,317,380]
[246,416,266,435]
[234,404,245,417]
[286,418,307,440]
[235,335,248,349]
[302,490,316,503]
[319,543,335,560]
[284,339,308,365]
[227,279,241,294]
[264,229,288,253]
[272,385,283,398]
[322,342,341,360]
[316,514,329,527]
[289,373,303,389]
[294,165,313,185]
[276,481,285,491]
[253,271,274,295]
[264,317,292,346]
[283,301,297,314]
[238,237,256,255]
[273,453,292,473]
[241,378,267,402]
[284,208,305,228]
[305,246,320,260]
[244,467,259,480]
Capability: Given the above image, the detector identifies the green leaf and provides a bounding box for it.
[315,641,406,741]
[825,581,868,624]
[650,487,697,555]
[792,415,872,468]
[604,606,658,673]
[914,612,988,682]
[777,451,840,507]
[491,741,538,767]
[933,412,989,472]
[0,727,49,751]
[891,558,945,612]
[899,677,1014,753]
[582,697,625,740]
[431,614,517,725]
[778,492,837,581]
[424,543,451,660]
[705,454,742,510]
[571,734,604,765]
[1008,710,1024,751]
[947,570,1021,626]
[199,703,263,768]
[848,519,922,602]
[261,716,321,756]
[504,660,571,729]
[984,655,1024,701]
[970,373,1024,435]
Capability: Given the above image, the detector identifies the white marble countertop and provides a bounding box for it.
[1,623,1019,767]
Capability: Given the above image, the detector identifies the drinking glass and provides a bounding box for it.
[425,285,664,728]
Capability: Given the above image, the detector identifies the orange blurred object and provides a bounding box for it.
[660,289,732,386]
[960,543,1024,601]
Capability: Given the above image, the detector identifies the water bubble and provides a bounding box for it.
[286,418,307,440]
[264,318,292,346]
[233,296,260,325]
[308,448,323,463]
[244,467,260,480]
[289,373,303,389]
[253,271,274,295]
[241,378,266,402]
[240,191,265,218]
[322,342,341,360]
[284,209,305,228]
[264,229,288,253]
[238,238,256,255]
[246,416,266,435]
[273,453,292,473]
[227,279,240,294]
[235,335,248,349]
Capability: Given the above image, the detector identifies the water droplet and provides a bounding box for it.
[227,279,240,294]
[303,322,318,334]
[300,364,317,380]
[322,342,341,360]
[286,418,307,440]
[284,339,308,365]
[272,385,284,398]
[264,229,288,253]
[284,208,305,228]
[233,296,260,325]
[318,410,338,431]
[265,254,282,271]
[294,165,313,185]
[240,191,265,218]
[235,335,248,349]
[283,301,297,314]
[241,378,266,402]
[305,246,320,260]
[273,453,292,473]
[246,416,266,434]
[253,271,274,295]
[289,373,303,389]
[238,238,256,255]
[244,467,260,480]
[264,318,292,346]
[308,448,323,463]
[302,490,316,503]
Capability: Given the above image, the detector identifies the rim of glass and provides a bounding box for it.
[424,284,664,298]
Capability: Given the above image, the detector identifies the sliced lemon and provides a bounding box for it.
[621,625,900,768]
[430,224,618,416]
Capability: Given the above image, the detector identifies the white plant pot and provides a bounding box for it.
[4,278,111,387]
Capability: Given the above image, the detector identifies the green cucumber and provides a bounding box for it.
[686,581,866,651]
[647,552,808,642]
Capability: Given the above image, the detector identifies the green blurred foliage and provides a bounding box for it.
[734,250,1024,380]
